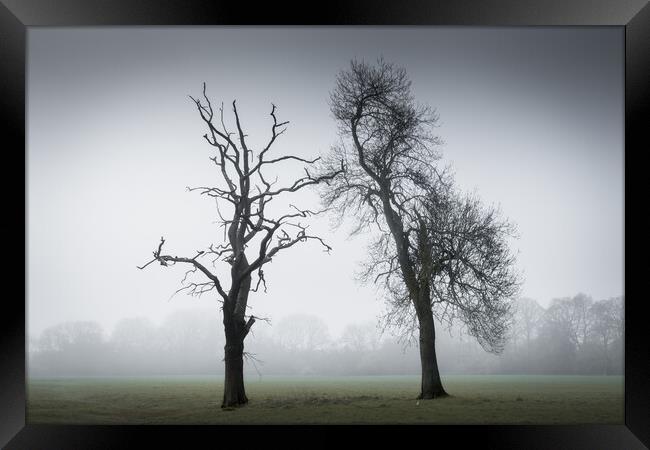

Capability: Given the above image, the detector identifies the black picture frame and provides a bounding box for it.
[1,1,647,448]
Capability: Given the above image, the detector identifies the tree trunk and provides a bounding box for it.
[221,264,251,409]
[415,289,447,399]
[378,192,446,399]
[222,337,248,408]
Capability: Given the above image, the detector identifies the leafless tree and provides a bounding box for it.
[512,297,545,351]
[111,317,158,353]
[589,296,623,374]
[274,314,331,352]
[38,321,105,353]
[340,321,381,352]
[139,83,341,408]
[319,59,521,399]
[573,293,595,349]
[545,294,594,351]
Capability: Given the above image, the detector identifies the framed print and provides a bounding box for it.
[1,0,648,448]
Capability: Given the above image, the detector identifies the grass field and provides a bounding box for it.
[27,375,623,425]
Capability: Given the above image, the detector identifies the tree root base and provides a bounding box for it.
[417,391,449,400]
[221,399,249,409]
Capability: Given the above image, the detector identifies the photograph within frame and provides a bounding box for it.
[2,0,647,445]
[24,25,624,425]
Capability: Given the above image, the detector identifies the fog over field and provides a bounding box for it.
[29,294,623,377]
[27,27,623,376]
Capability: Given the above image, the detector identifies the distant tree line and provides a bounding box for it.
[503,294,623,375]
[29,294,622,377]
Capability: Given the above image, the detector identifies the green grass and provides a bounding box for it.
[27,375,624,424]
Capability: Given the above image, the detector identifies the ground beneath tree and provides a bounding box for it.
[27,375,623,424]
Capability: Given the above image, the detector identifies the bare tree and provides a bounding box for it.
[512,297,545,352]
[38,321,105,353]
[571,293,595,349]
[274,314,331,352]
[589,296,623,374]
[545,294,594,351]
[340,321,381,352]
[320,59,521,399]
[111,317,158,353]
[139,84,341,408]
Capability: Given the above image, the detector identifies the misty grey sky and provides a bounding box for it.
[27,27,624,338]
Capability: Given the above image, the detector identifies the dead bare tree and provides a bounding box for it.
[139,83,342,408]
[319,59,521,399]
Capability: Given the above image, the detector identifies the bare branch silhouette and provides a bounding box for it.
[139,83,343,408]
[319,58,521,399]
